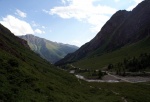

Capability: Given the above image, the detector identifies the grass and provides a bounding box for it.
[0,24,124,102]
[89,82,150,102]
[73,36,150,69]
[1,24,150,102]
[19,35,78,63]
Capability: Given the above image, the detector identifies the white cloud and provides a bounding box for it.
[44,0,117,33]
[42,26,45,29]
[61,0,66,4]
[32,21,46,30]
[0,15,34,35]
[70,40,81,47]
[114,0,120,2]
[70,37,92,47]
[32,21,39,27]
[16,9,27,18]
[43,9,49,14]
[34,29,45,34]
[133,0,143,3]
[127,5,135,11]
[127,0,143,11]
[89,15,109,33]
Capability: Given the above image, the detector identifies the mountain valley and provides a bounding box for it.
[56,0,150,74]
[0,0,150,102]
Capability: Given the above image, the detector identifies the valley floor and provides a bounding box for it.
[69,70,150,83]
[68,64,150,83]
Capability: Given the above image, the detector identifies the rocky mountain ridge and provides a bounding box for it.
[19,34,78,63]
[56,0,150,65]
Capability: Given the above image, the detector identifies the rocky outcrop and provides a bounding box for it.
[55,0,150,65]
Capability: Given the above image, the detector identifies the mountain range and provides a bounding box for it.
[19,34,78,63]
[55,0,150,69]
[0,23,119,102]
[0,0,150,101]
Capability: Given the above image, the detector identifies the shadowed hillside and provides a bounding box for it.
[56,0,150,66]
[0,23,122,102]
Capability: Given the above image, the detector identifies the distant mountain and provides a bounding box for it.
[0,23,80,101]
[19,34,78,63]
[55,0,150,66]
[1,23,119,102]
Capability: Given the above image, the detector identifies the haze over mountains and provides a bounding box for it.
[56,0,150,67]
[19,34,78,63]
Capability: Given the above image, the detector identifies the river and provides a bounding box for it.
[70,70,150,83]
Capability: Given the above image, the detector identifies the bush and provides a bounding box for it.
[115,53,150,74]
[8,59,19,67]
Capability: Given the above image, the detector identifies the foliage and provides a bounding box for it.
[98,70,104,79]
[73,37,150,69]
[89,82,150,102]
[0,24,123,102]
[8,58,19,67]
[112,53,150,75]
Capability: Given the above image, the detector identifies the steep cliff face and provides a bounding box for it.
[105,0,150,51]
[56,0,150,65]
[19,34,78,63]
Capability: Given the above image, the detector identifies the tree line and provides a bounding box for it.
[108,53,150,76]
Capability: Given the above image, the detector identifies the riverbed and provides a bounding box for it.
[71,70,150,83]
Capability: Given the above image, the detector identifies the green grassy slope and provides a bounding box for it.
[56,0,150,66]
[89,82,150,102]
[0,24,123,102]
[19,35,78,63]
[73,36,150,69]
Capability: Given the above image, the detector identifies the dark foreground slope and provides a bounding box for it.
[56,0,150,66]
[19,34,78,63]
[0,24,123,102]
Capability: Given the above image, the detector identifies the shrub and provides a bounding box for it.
[8,59,19,67]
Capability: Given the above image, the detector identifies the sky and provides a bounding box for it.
[0,0,143,47]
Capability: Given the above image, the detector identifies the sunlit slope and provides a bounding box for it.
[20,34,78,63]
[73,36,150,69]
[0,24,122,102]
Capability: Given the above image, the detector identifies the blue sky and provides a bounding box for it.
[0,0,143,47]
